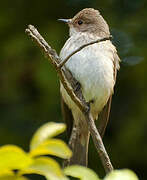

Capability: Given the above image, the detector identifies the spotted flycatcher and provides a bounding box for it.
[59,8,120,166]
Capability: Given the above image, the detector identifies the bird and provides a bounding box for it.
[59,8,120,166]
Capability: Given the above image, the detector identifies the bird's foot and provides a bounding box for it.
[85,99,95,113]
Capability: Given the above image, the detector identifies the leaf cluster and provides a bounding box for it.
[0,122,139,180]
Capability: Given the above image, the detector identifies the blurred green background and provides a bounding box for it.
[0,0,147,179]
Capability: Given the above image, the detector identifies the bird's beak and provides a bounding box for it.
[58,19,71,24]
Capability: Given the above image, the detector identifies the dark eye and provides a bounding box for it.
[78,20,83,25]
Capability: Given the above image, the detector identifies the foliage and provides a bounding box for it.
[0,122,139,180]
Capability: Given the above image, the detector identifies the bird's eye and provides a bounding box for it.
[78,20,83,25]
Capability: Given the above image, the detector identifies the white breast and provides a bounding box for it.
[60,33,115,119]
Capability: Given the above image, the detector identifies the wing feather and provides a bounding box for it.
[98,47,120,138]
[61,96,73,138]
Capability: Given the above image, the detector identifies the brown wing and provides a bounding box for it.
[61,96,73,139]
[98,49,120,138]
[98,96,112,138]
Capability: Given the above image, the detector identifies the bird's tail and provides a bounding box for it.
[64,123,90,167]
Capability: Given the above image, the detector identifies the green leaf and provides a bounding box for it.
[30,139,72,159]
[104,169,139,180]
[19,157,68,180]
[0,145,33,171]
[0,175,29,180]
[0,171,29,180]
[64,165,100,180]
[30,122,66,150]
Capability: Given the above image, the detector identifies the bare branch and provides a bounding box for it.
[58,36,112,68]
[25,25,113,173]
[85,113,113,172]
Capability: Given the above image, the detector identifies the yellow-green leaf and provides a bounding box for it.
[104,169,139,180]
[0,175,29,180]
[30,122,66,150]
[0,170,14,176]
[0,145,33,171]
[19,157,68,180]
[30,139,72,159]
[64,165,100,180]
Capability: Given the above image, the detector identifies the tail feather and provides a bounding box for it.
[63,123,90,167]
[61,97,90,167]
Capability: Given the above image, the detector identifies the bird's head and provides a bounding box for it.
[59,8,110,37]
